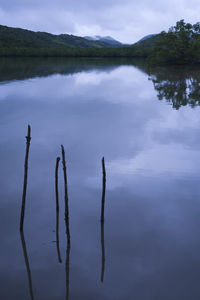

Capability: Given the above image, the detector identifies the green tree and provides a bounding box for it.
[151,20,200,64]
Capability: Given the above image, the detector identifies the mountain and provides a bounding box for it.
[136,34,157,43]
[84,35,125,47]
[0,25,125,48]
[133,34,161,48]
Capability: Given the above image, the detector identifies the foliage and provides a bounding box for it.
[149,20,200,64]
[0,46,150,58]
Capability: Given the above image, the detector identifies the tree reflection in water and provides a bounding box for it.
[148,66,200,109]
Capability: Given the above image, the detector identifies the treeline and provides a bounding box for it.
[2,20,200,64]
[0,46,151,58]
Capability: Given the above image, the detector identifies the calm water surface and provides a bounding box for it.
[1,58,200,300]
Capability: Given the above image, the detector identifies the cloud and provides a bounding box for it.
[1,0,200,43]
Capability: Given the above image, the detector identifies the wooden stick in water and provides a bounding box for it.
[61,145,71,298]
[61,145,70,246]
[20,125,31,231]
[55,157,62,263]
[101,157,106,222]
[100,157,106,282]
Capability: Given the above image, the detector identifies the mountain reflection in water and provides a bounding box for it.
[1,58,200,110]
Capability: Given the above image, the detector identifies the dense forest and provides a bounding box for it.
[149,20,200,64]
[0,46,151,58]
[1,21,200,64]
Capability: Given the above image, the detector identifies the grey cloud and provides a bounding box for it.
[1,1,200,47]
[0,0,124,12]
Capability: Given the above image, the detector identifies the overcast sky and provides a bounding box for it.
[0,0,200,43]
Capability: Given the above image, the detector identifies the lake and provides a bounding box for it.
[1,57,200,300]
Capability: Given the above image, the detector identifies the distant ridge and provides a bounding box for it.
[84,35,126,47]
[0,25,126,48]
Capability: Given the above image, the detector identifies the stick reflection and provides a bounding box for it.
[20,230,34,300]
[101,221,105,282]
[55,156,62,263]
[65,244,71,300]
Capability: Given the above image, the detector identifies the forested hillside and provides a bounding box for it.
[0,25,121,48]
[1,21,200,65]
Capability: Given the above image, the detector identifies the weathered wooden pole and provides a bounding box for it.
[61,145,70,246]
[101,157,106,222]
[20,125,31,231]
[20,230,34,300]
[100,157,106,282]
[55,157,62,263]
[61,145,71,298]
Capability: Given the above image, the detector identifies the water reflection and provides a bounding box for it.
[1,58,200,299]
[65,245,70,300]
[55,156,62,264]
[1,58,200,110]
[0,57,143,83]
[100,221,105,283]
[148,66,200,109]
